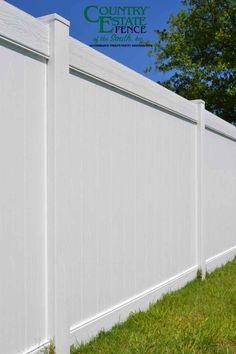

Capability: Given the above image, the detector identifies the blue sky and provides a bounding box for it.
[8,0,184,82]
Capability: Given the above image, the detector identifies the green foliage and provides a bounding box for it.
[197,268,202,280]
[73,258,236,353]
[41,340,55,354]
[146,0,236,123]
[39,259,236,353]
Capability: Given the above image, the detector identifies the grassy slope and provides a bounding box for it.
[72,258,236,354]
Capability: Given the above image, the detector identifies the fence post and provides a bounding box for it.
[39,14,70,353]
[191,99,206,279]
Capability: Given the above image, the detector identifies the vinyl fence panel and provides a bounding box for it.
[0,2,235,353]
[0,43,47,353]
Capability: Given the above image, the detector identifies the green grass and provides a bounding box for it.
[45,258,236,353]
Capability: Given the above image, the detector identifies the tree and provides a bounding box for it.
[146,0,236,124]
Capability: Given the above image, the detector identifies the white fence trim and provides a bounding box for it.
[69,38,198,123]
[206,246,236,273]
[70,265,198,344]
[0,1,49,57]
[205,110,236,142]
[22,340,50,354]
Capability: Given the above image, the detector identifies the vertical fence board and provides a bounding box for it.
[39,14,71,354]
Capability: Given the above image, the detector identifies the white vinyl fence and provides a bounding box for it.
[0,2,236,353]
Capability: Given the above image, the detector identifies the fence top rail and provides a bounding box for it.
[69,38,198,124]
[2,0,235,135]
[0,1,49,58]
[205,110,236,142]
